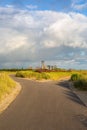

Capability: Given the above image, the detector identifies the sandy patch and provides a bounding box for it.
[0,82,21,114]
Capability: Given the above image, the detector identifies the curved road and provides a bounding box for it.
[0,76,87,130]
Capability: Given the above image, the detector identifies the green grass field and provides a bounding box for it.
[0,73,16,101]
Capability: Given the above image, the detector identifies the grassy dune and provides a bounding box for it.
[47,72,71,80]
[16,70,72,80]
[0,73,16,101]
[71,72,87,90]
[16,71,50,80]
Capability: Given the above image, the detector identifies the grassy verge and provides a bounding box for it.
[16,70,72,81]
[71,73,87,90]
[47,72,71,80]
[16,71,50,80]
[0,73,16,101]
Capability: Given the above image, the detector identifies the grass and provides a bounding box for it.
[47,72,71,80]
[16,71,50,80]
[16,70,72,80]
[71,73,87,90]
[0,73,16,101]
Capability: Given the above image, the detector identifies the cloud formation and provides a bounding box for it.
[0,6,87,69]
[26,4,38,10]
[72,0,87,10]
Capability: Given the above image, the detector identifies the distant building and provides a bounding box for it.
[41,60,46,69]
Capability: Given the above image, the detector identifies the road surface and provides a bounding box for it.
[0,76,87,130]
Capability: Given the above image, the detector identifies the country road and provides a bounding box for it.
[0,76,87,130]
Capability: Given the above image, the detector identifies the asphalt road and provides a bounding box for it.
[0,76,87,130]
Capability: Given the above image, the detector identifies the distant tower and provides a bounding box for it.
[41,60,46,69]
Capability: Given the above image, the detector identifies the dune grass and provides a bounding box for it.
[16,70,72,80]
[71,72,87,90]
[0,73,16,101]
[16,71,50,80]
[46,72,71,80]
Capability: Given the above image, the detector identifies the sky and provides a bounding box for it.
[0,0,87,69]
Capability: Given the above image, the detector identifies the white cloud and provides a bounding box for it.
[0,6,87,69]
[26,4,38,10]
[6,4,14,8]
[0,28,27,54]
[72,3,87,10]
[71,0,87,10]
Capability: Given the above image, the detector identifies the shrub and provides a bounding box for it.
[40,73,50,80]
[71,73,87,90]
[71,74,81,81]
[16,71,25,78]
[74,79,87,90]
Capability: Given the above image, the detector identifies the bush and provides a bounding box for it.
[71,74,81,81]
[16,71,25,78]
[36,73,50,80]
[71,73,87,90]
[74,79,87,90]
[41,73,50,79]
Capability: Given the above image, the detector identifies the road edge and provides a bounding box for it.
[0,82,21,114]
[69,81,87,107]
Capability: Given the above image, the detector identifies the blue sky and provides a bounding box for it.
[0,0,87,69]
[0,0,87,14]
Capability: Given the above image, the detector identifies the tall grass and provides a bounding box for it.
[71,73,87,90]
[47,72,71,80]
[16,70,71,80]
[16,71,50,80]
[0,73,16,101]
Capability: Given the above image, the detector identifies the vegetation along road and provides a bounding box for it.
[0,75,87,130]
